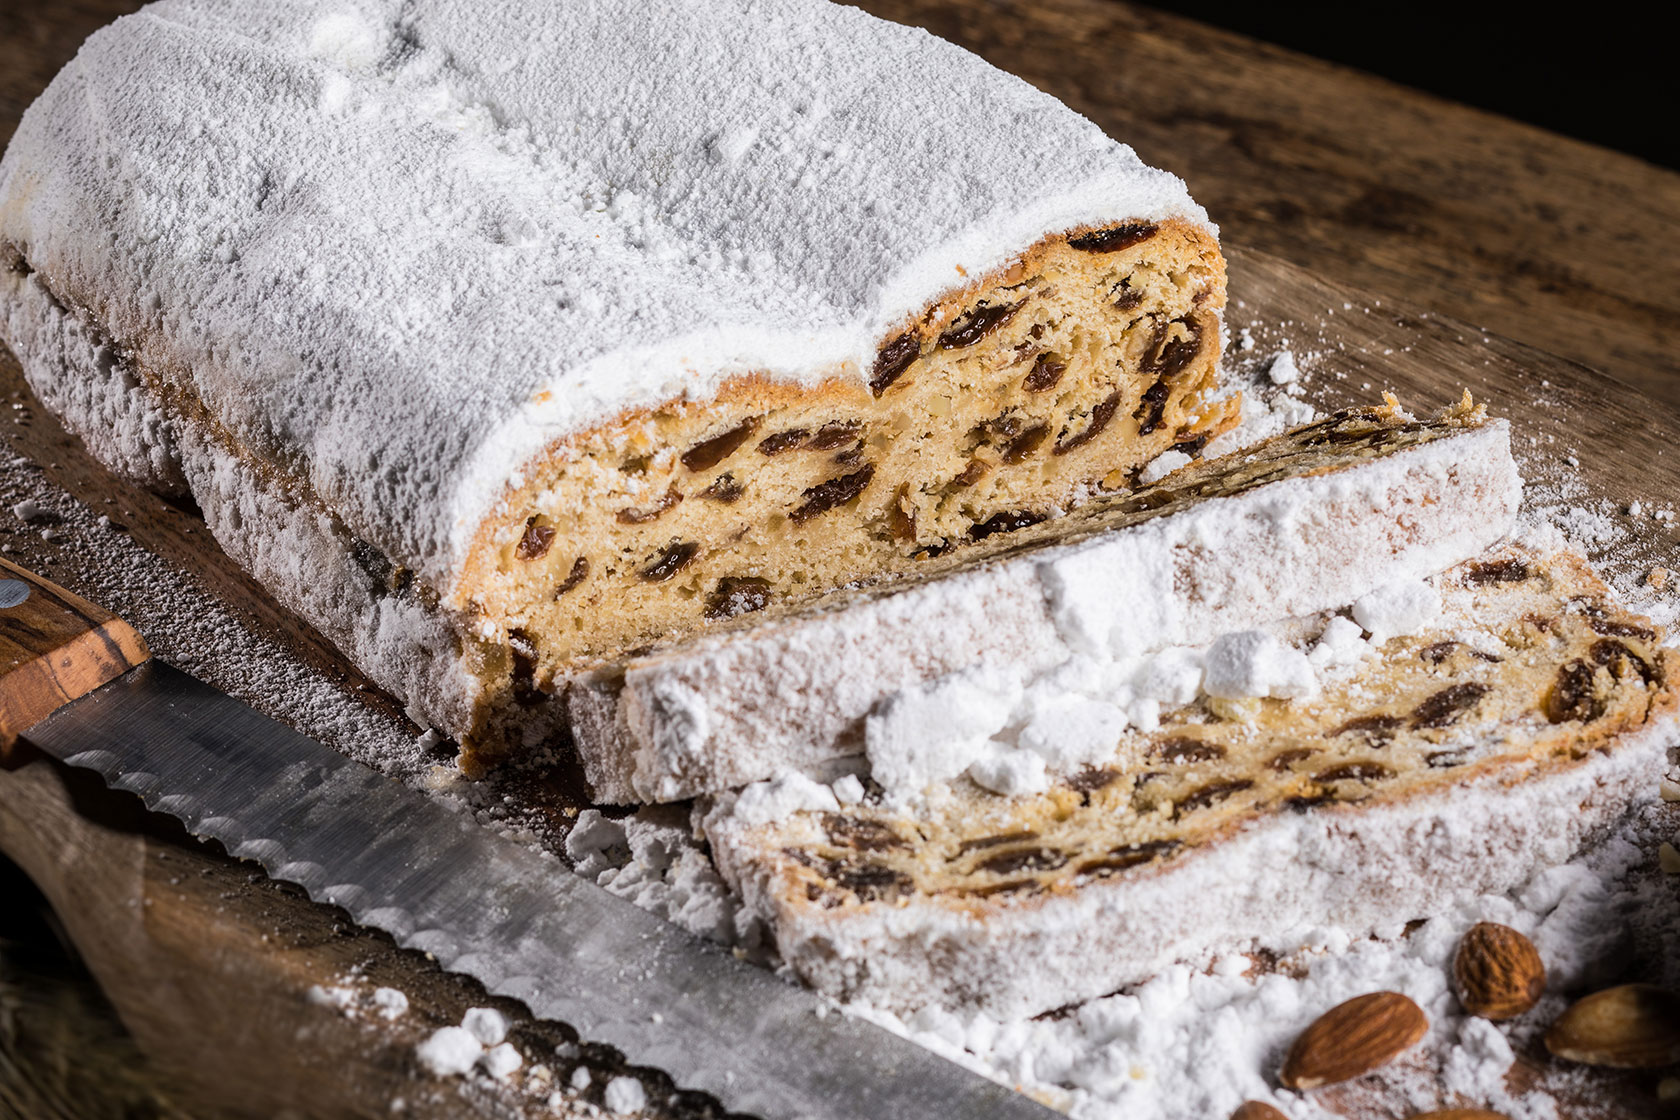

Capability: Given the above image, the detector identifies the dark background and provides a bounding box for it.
[1148,3,1676,171]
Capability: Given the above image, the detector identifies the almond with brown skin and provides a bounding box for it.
[1453,922,1545,1020]
[1279,991,1428,1089]
[1230,1103,1287,1120]
[1545,984,1680,1068]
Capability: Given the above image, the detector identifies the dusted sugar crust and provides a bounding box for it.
[707,544,1679,1017]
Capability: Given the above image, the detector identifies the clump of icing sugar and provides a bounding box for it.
[865,665,1022,797]
[603,1075,648,1114]
[1138,449,1193,485]
[1202,631,1317,701]
[1353,578,1442,645]
[565,807,749,947]
[416,1026,484,1078]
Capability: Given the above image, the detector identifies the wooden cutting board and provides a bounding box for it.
[0,244,1674,1118]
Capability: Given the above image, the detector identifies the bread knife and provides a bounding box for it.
[0,558,1052,1119]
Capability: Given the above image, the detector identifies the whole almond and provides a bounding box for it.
[1453,922,1545,1020]
[1279,991,1428,1089]
[1230,1103,1288,1120]
[1545,983,1680,1068]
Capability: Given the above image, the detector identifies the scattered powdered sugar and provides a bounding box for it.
[846,797,1680,1120]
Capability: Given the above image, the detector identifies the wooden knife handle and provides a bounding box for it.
[0,557,150,761]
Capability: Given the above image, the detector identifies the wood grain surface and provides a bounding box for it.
[0,2,1676,1119]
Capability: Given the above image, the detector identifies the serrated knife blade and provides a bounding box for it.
[0,564,1054,1119]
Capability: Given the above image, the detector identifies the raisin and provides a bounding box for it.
[1077,839,1181,876]
[951,459,991,488]
[1067,222,1158,253]
[1284,791,1339,812]
[831,862,912,903]
[1543,659,1606,724]
[704,575,772,620]
[790,465,875,524]
[1065,767,1120,793]
[514,517,555,561]
[555,555,589,597]
[699,473,743,502]
[1054,390,1123,454]
[1590,638,1658,685]
[1410,683,1490,729]
[1171,433,1209,457]
[1174,778,1253,818]
[1023,353,1067,393]
[1266,747,1316,770]
[969,509,1047,540]
[1113,283,1143,311]
[821,814,905,852]
[889,484,918,541]
[508,629,543,704]
[757,429,810,456]
[1143,319,1203,380]
[1581,605,1657,641]
[1314,761,1393,783]
[938,300,1023,349]
[350,537,412,594]
[681,416,760,472]
[1151,737,1225,764]
[640,540,699,582]
[1419,640,1457,665]
[1003,424,1050,464]
[616,485,682,524]
[969,879,1043,899]
[1464,558,1531,586]
[972,412,1023,442]
[1421,641,1502,665]
[1332,714,1403,745]
[871,332,919,396]
[977,848,1068,875]
[1132,379,1171,436]
[956,831,1040,855]
[807,421,863,450]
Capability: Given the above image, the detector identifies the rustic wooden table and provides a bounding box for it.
[1,3,1676,1119]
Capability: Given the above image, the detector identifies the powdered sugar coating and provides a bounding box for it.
[0,0,1205,590]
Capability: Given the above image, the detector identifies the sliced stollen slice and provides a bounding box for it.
[702,541,1680,1018]
[566,401,1522,802]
